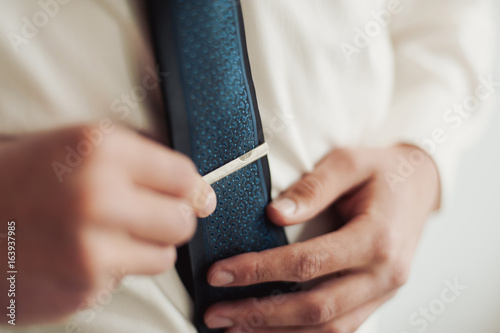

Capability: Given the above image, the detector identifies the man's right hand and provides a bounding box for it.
[0,125,216,325]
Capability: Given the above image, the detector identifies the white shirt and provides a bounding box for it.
[0,0,495,332]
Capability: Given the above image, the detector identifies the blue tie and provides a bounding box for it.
[148,1,294,331]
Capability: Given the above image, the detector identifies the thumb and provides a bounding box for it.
[267,149,372,226]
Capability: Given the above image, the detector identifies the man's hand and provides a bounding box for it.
[0,125,216,325]
[204,145,440,332]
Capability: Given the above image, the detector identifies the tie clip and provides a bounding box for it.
[203,143,269,185]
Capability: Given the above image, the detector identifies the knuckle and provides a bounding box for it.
[331,148,359,173]
[292,173,324,201]
[293,250,322,281]
[248,254,267,282]
[305,299,336,325]
[371,225,398,263]
[388,259,410,289]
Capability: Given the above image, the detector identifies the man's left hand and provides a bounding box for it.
[204,144,440,333]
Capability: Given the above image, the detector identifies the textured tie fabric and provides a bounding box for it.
[147,1,294,332]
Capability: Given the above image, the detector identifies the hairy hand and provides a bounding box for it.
[204,145,440,333]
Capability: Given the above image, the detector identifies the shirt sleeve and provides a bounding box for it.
[371,0,497,209]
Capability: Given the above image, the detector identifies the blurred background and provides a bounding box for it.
[378,4,500,331]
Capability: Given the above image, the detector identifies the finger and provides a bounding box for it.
[119,242,177,276]
[92,184,198,246]
[85,180,198,246]
[125,189,198,246]
[205,270,387,329]
[228,292,395,333]
[319,291,396,333]
[86,225,177,277]
[208,216,374,286]
[108,129,217,217]
[267,148,374,226]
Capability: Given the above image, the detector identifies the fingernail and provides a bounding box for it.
[271,198,296,216]
[210,270,234,287]
[193,183,217,216]
[204,188,217,211]
[205,316,233,329]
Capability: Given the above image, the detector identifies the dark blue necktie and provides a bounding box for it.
[147,1,294,332]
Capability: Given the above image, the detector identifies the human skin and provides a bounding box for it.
[205,145,440,333]
[0,125,216,325]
